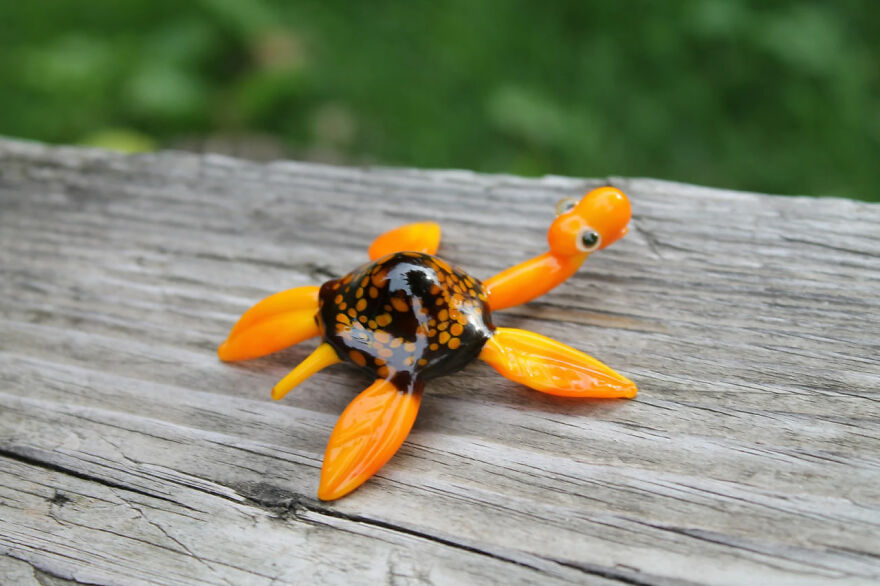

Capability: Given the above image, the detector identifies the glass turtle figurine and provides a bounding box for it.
[218,186,637,500]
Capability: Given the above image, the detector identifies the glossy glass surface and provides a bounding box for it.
[318,252,494,390]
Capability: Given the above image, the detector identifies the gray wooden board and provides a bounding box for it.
[0,137,878,585]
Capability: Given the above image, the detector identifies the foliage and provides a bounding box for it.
[1,1,878,200]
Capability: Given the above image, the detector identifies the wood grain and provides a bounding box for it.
[1,137,878,585]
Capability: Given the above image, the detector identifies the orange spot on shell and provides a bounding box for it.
[376,314,392,327]
[391,297,409,312]
[369,286,379,298]
[390,337,403,348]
[448,337,460,350]
[349,350,366,367]
[404,342,416,352]
[334,294,343,304]
[356,298,367,311]
[347,308,357,318]
[450,323,463,336]
[438,331,451,344]
[336,314,350,325]
[429,343,439,351]
[375,330,391,344]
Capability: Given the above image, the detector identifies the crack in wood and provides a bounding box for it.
[2,448,621,584]
[0,447,187,511]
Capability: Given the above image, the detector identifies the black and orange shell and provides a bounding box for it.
[318,252,494,391]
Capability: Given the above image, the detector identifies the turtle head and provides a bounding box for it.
[547,186,631,258]
[482,185,633,312]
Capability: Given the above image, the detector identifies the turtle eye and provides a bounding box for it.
[555,197,579,216]
[576,227,602,252]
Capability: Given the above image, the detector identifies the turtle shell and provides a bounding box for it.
[318,252,494,390]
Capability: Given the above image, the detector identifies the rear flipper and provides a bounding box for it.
[368,222,442,260]
[480,327,637,398]
[218,286,321,362]
[271,343,340,400]
[319,378,423,500]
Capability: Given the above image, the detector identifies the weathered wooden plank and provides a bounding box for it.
[2,453,586,586]
[0,137,879,585]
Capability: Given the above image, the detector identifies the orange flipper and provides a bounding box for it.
[480,327,637,398]
[218,286,321,362]
[272,343,341,400]
[319,379,423,500]
[368,222,442,260]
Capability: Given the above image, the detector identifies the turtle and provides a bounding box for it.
[218,185,637,500]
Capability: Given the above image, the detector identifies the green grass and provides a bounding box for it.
[1,1,878,200]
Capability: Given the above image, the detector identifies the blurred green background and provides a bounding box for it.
[1,1,878,201]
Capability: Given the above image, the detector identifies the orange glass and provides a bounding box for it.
[368,221,441,260]
[485,186,631,311]
[319,380,422,500]
[217,286,320,362]
[480,328,637,398]
[218,188,635,501]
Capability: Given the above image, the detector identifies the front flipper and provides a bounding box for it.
[218,285,321,362]
[480,327,637,398]
[319,379,423,500]
[368,222,441,260]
